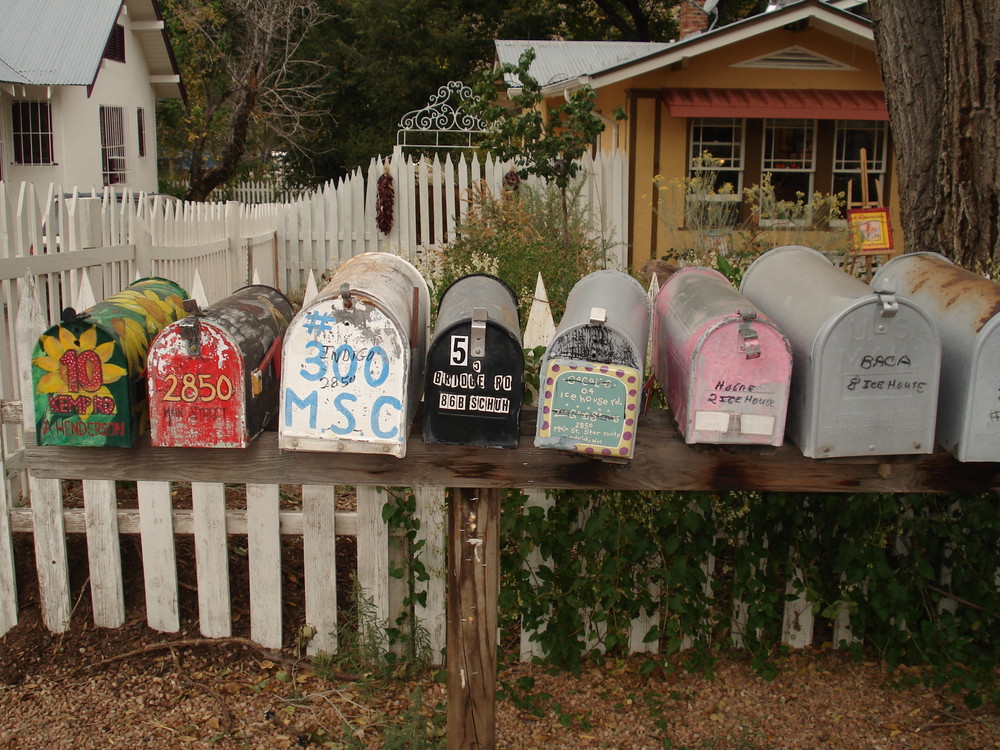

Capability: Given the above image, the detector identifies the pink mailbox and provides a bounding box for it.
[653,267,792,445]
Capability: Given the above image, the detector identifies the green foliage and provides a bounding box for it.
[425,182,608,320]
[469,47,613,191]
[497,488,1000,704]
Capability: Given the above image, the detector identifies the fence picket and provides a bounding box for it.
[137,480,179,632]
[414,486,447,663]
[302,484,338,655]
[246,483,283,649]
[192,482,231,638]
[356,486,389,643]
[0,445,17,636]
[83,479,125,628]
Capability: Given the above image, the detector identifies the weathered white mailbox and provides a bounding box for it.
[872,252,1000,461]
[535,270,650,461]
[423,274,523,449]
[740,245,941,458]
[280,252,430,457]
[653,267,792,445]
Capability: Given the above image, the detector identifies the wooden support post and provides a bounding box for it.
[447,487,499,750]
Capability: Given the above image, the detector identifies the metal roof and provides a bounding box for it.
[0,0,122,86]
[495,40,672,89]
[0,0,181,98]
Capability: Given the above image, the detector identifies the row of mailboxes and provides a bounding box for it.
[29,249,1000,463]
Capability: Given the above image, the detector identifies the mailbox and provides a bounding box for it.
[423,274,523,449]
[535,270,650,461]
[740,245,941,458]
[32,277,189,447]
[147,285,294,448]
[280,252,429,457]
[872,252,1000,461]
[653,267,792,446]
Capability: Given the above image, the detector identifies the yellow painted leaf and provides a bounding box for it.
[79,327,97,350]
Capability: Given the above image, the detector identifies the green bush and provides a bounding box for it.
[424,180,609,321]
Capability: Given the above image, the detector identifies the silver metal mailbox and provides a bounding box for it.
[535,270,650,461]
[740,245,941,458]
[280,252,430,457]
[653,267,792,446]
[873,252,1000,461]
[423,274,523,449]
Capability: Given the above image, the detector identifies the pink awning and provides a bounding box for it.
[663,88,888,121]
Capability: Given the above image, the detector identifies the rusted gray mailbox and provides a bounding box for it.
[740,245,941,458]
[653,267,792,446]
[873,252,1000,462]
[423,274,523,449]
[280,252,430,457]
[535,270,650,461]
[147,285,294,448]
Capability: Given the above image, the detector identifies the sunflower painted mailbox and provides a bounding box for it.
[741,245,941,458]
[423,274,523,449]
[872,252,1000,462]
[32,277,189,447]
[653,267,792,446]
[280,252,429,457]
[147,285,294,448]
[535,270,650,461]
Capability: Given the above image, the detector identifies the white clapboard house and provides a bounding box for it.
[0,0,183,192]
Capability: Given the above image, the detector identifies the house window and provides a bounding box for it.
[137,108,146,158]
[12,101,54,165]
[104,24,125,63]
[833,120,887,203]
[762,118,816,201]
[689,117,744,193]
[100,106,128,185]
[687,118,744,227]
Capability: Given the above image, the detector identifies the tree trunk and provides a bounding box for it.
[869,0,1000,269]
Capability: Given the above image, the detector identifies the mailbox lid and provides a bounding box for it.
[32,277,188,447]
[280,253,429,457]
[535,359,642,460]
[873,252,1000,460]
[147,285,293,448]
[806,295,941,458]
[423,274,523,449]
[548,270,651,371]
[655,267,791,445]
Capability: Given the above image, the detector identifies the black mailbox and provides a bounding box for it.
[423,274,523,449]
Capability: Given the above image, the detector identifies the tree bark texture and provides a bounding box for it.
[869,0,1000,269]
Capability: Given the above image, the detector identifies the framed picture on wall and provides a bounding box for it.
[848,207,894,255]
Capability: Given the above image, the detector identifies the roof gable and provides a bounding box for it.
[496,0,874,95]
[0,0,181,98]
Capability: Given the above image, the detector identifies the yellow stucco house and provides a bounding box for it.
[495,0,896,271]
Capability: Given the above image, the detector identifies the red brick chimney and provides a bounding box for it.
[678,0,709,39]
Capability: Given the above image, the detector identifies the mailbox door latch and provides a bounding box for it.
[470,307,487,358]
[738,309,761,359]
[874,290,898,334]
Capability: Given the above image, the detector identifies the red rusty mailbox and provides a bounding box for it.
[147,285,294,448]
[653,267,792,446]
[32,277,189,447]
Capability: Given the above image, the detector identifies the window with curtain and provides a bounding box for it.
[100,106,128,185]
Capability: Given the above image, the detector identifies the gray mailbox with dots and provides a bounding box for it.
[740,245,941,459]
[873,252,1000,462]
[279,252,430,458]
[535,270,650,461]
[423,274,524,449]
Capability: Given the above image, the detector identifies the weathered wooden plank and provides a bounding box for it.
[25,411,1000,493]
[246,483,282,649]
[0,449,17,636]
[447,488,500,750]
[414,485,447,664]
[302,484,337,655]
[83,479,124,628]
[192,482,231,638]
[137,480,180,633]
[356,486,389,641]
[9,507,360,536]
